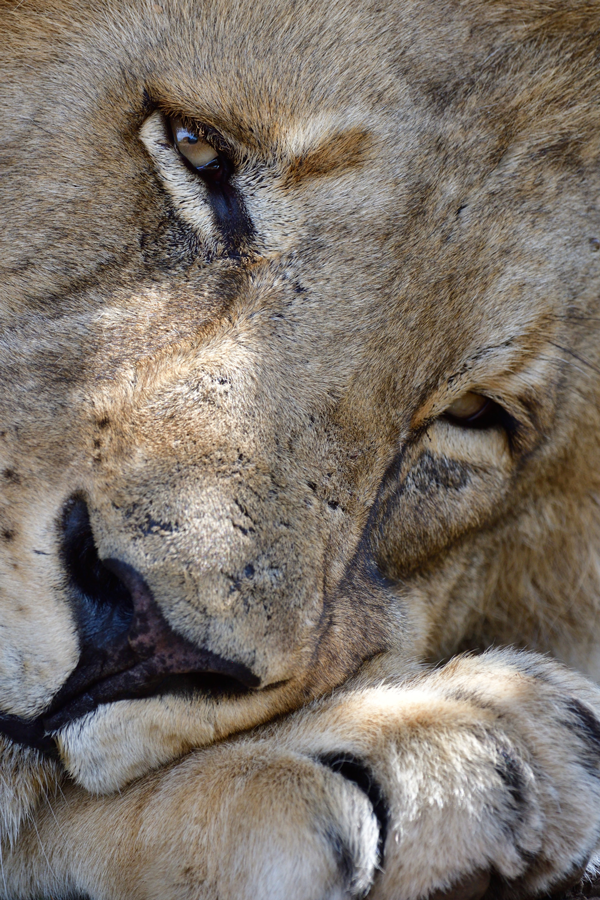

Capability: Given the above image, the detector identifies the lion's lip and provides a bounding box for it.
[42,662,253,733]
[0,660,257,758]
[0,667,253,758]
[0,628,260,756]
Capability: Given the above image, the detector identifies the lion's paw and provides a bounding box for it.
[10,652,600,900]
[128,746,381,900]
[277,653,600,900]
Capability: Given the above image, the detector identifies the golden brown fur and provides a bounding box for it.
[1,0,600,896]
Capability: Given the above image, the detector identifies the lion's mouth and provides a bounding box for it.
[43,658,256,733]
[0,658,257,758]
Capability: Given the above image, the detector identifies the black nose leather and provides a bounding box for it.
[47,496,261,731]
[61,496,135,651]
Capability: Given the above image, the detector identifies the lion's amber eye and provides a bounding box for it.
[169,117,225,182]
[445,392,493,426]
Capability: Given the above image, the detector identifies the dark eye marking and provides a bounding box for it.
[407,450,470,493]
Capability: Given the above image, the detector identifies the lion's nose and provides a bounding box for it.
[51,497,260,730]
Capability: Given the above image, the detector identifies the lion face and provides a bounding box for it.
[2,0,599,792]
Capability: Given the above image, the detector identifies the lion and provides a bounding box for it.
[1,0,600,897]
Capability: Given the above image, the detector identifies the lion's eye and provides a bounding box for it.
[169,117,226,182]
[444,392,519,439]
[444,392,496,427]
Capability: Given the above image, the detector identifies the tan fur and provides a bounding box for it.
[1,0,600,896]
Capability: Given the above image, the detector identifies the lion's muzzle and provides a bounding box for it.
[0,497,261,754]
[56,496,260,713]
